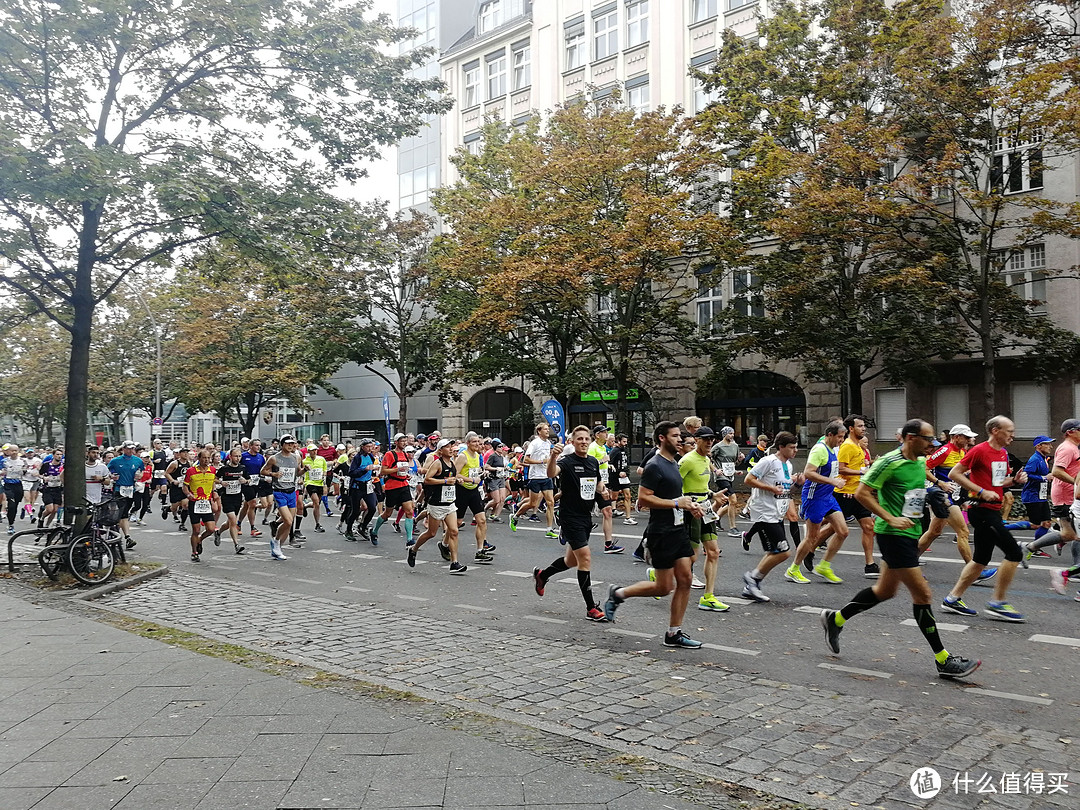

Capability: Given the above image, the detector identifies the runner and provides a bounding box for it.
[39,450,63,528]
[455,432,493,564]
[588,425,623,554]
[2,445,26,533]
[107,441,144,549]
[603,421,706,648]
[940,416,1029,621]
[531,425,609,621]
[214,446,247,554]
[710,427,744,536]
[741,431,800,603]
[183,448,217,563]
[371,433,415,545]
[261,435,301,561]
[20,449,41,521]
[344,438,380,541]
[239,439,266,538]
[1018,435,1054,565]
[510,423,558,539]
[301,443,328,533]
[680,426,728,611]
[608,433,636,524]
[833,415,880,578]
[164,447,192,531]
[133,452,154,524]
[785,420,848,584]
[483,439,509,523]
[1027,419,1080,565]
[820,419,981,679]
[409,437,467,574]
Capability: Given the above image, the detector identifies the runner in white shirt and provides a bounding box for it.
[510,423,558,539]
[84,447,110,506]
[740,432,802,603]
[21,450,42,521]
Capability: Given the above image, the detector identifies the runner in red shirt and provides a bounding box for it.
[370,433,415,544]
[940,416,1028,622]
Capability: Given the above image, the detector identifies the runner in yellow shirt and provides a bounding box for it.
[832,415,880,578]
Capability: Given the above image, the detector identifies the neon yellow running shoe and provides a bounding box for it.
[697,594,730,612]
[813,560,844,584]
[646,567,661,599]
[784,565,811,584]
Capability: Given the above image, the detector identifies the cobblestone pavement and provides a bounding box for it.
[95,572,1074,810]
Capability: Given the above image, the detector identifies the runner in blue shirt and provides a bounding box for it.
[107,441,145,547]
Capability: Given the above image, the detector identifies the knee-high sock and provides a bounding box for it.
[373,516,386,535]
[913,603,945,654]
[403,517,413,538]
[836,587,882,626]
[1033,526,1048,541]
[541,558,570,581]
[1029,530,1062,551]
[788,520,800,543]
[577,569,596,610]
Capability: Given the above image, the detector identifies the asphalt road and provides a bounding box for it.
[61,503,1080,732]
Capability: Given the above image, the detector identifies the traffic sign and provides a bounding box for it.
[152,417,163,426]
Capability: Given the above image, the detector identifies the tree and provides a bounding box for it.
[692,0,958,414]
[432,102,728,433]
[0,0,449,510]
[0,315,68,446]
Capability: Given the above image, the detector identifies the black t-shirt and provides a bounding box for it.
[640,453,684,530]
[608,447,627,485]
[152,450,168,473]
[556,453,601,526]
[217,463,245,495]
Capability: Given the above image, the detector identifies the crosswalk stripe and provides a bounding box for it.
[496,570,532,578]
[1028,634,1080,648]
[524,614,567,624]
[309,548,343,554]
[966,688,1052,705]
[900,618,968,633]
[701,642,760,656]
[818,662,891,678]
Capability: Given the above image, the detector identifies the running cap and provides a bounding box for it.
[336,443,345,451]
[592,424,609,436]
[490,438,503,447]
[721,426,735,436]
[140,451,151,458]
[1061,418,1080,434]
[1033,435,1053,446]
[280,435,297,443]
[122,440,137,449]
[306,443,318,451]
[404,445,415,453]
[694,426,717,439]
[949,424,977,438]
[393,433,407,441]
[429,431,441,438]
[359,437,375,446]
[436,438,454,450]
[415,433,427,441]
[240,437,250,442]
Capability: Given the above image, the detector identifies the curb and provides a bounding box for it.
[73,565,170,601]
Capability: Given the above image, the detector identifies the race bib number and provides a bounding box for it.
[777,481,792,504]
[119,485,134,498]
[46,478,61,487]
[721,462,736,478]
[1039,480,1048,500]
[698,497,718,525]
[673,506,684,526]
[619,473,630,484]
[991,461,1007,487]
[829,460,840,478]
[497,468,509,479]
[579,477,597,500]
[308,467,325,483]
[440,485,456,503]
[225,480,242,495]
[397,462,411,473]
[278,467,296,485]
[902,487,926,518]
[153,471,166,479]
[134,481,145,493]
[194,499,212,514]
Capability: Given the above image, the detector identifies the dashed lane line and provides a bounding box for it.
[453,604,486,611]
[900,618,969,633]
[793,605,830,614]
[339,586,371,593]
[293,578,323,585]
[250,571,276,577]
[309,548,344,554]
[605,628,653,639]
[818,662,891,679]
[350,553,380,560]
[395,594,428,602]
[1028,634,1080,648]
[495,570,532,578]
[701,642,760,656]
[524,614,568,625]
[966,689,1052,706]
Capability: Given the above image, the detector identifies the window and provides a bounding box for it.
[693,77,719,114]
[627,80,650,115]
[992,130,1044,193]
[464,134,483,156]
[596,290,617,323]
[875,388,908,441]
[692,0,717,22]
[594,8,618,61]
[486,52,507,100]
[398,165,436,209]
[565,20,585,70]
[512,42,530,90]
[463,64,480,108]
[731,269,764,319]
[627,1,649,47]
[478,0,502,34]
[1012,383,1049,437]
[696,277,724,330]
[1001,243,1048,313]
[727,0,757,10]
[934,386,968,432]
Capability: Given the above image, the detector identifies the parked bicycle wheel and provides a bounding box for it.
[66,534,115,585]
[38,544,68,581]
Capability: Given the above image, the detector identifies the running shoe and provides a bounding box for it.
[623,517,638,525]
[632,549,646,563]
[344,532,356,542]
[250,528,262,537]
[690,575,706,589]
[161,506,169,520]
[407,548,416,568]
[190,553,200,563]
[270,547,288,561]
[603,584,621,622]
[196,542,203,555]
[545,529,559,539]
[812,561,843,584]
[741,532,751,552]
[314,525,325,533]
[483,542,496,552]
[437,541,451,562]
[370,534,378,547]
[1020,543,1030,569]
[936,654,980,679]
[586,607,607,622]
[604,543,624,554]
[741,571,769,602]
[393,523,401,533]
[325,509,334,517]
[727,528,741,538]
[489,516,503,523]
[820,609,842,654]
[1074,591,1080,603]
[559,532,567,546]
[528,514,541,522]
[698,594,730,612]
[1051,569,1069,595]
[294,531,306,540]
[213,528,222,547]
[646,567,661,600]
[803,551,815,573]
[125,537,137,550]
[234,545,245,554]
[984,601,1024,622]
[474,550,494,564]
[972,567,997,586]
[405,536,416,547]
[784,565,811,584]
[509,514,518,532]
[449,561,467,575]
[664,630,703,649]
[941,595,976,616]
[863,562,880,579]
[533,567,545,597]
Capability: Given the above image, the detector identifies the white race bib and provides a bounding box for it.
[153,471,166,479]
[673,506,684,526]
[194,499,212,514]
[829,460,840,478]
[619,473,630,484]
[225,480,242,495]
[308,467,325,483]
[777,481,792,504]
[991,461,1007,487]
[119,485,134,498]
[721,462,736,478]
[579,477,597,500]
[134,481,145,493]
[698,497,718,525]
[902,487,926,518]
[1039,480,1048,500]
[440,485,456,503]
[278,466,296,485]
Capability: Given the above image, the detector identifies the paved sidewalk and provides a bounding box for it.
[0,589,708,810]
[91,572,1074,810]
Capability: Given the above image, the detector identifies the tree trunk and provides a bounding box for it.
[979,295,996,427]
[109,412,123,446]
[45,408,55,446]
[846,362,864,416]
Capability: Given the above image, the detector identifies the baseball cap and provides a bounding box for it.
[404,445,415,453]
[336,443,345,451]
[240,437,250,442]
[393,433,406,441]
[694,426,716,439]
[1061,418,1080,434]
[490,438,503,448]
[360,437,375,446]
[436,438,454,450]
[306,443,318,451]
[592,424,609,436]
[122,440,137,449]
[415,433,427,441]
[1033,435,1053,446]
[949,424,977,438]
[280,435,297,443]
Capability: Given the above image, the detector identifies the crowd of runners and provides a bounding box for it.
[3,412,1078,677]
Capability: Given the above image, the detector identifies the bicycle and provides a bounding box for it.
[37,499,123,586]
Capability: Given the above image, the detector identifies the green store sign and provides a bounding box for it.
[581,389,639,402]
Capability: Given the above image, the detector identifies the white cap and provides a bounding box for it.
[336,443,345,450]
[404,445,416,453]
[241,437,250,442]
[949,424,977,438]
[436,438,454,450]
[393,433,407,441]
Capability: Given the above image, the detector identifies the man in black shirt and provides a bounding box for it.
[532,426,609,622]
[608,433,636,524]
[604,421,706,648]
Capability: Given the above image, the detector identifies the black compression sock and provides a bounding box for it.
[913,603,945,654]
[788,521,800,543]
[838,586,882,622]
[578,569,596,610]
[541,558,571,580]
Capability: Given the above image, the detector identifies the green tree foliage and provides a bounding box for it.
[0,314,68,446]
[0,0,449,508]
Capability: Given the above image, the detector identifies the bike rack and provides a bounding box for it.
[7,528,57,573]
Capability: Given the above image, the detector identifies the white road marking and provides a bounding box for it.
[524,614,568,624]
[340,586,371,593]
[394,558,428,565]
[350,553,380,559]
[966,689,1052,706]
[309,548,344,554]
[606,628,653,639]
[496,570,532,578]
[701,643,760,657]
[514,525,642,541]
[900,618,968,633]
[395,594,428,602]
[454,604,486,611]
[250,571,276,577]
[139,529,162,534]
[793,606,830,614]
[716,596,754,606]
[294,578,323,585]
[1028,634,1080,648]
[818,662,891,679]
[555,576,603,585]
